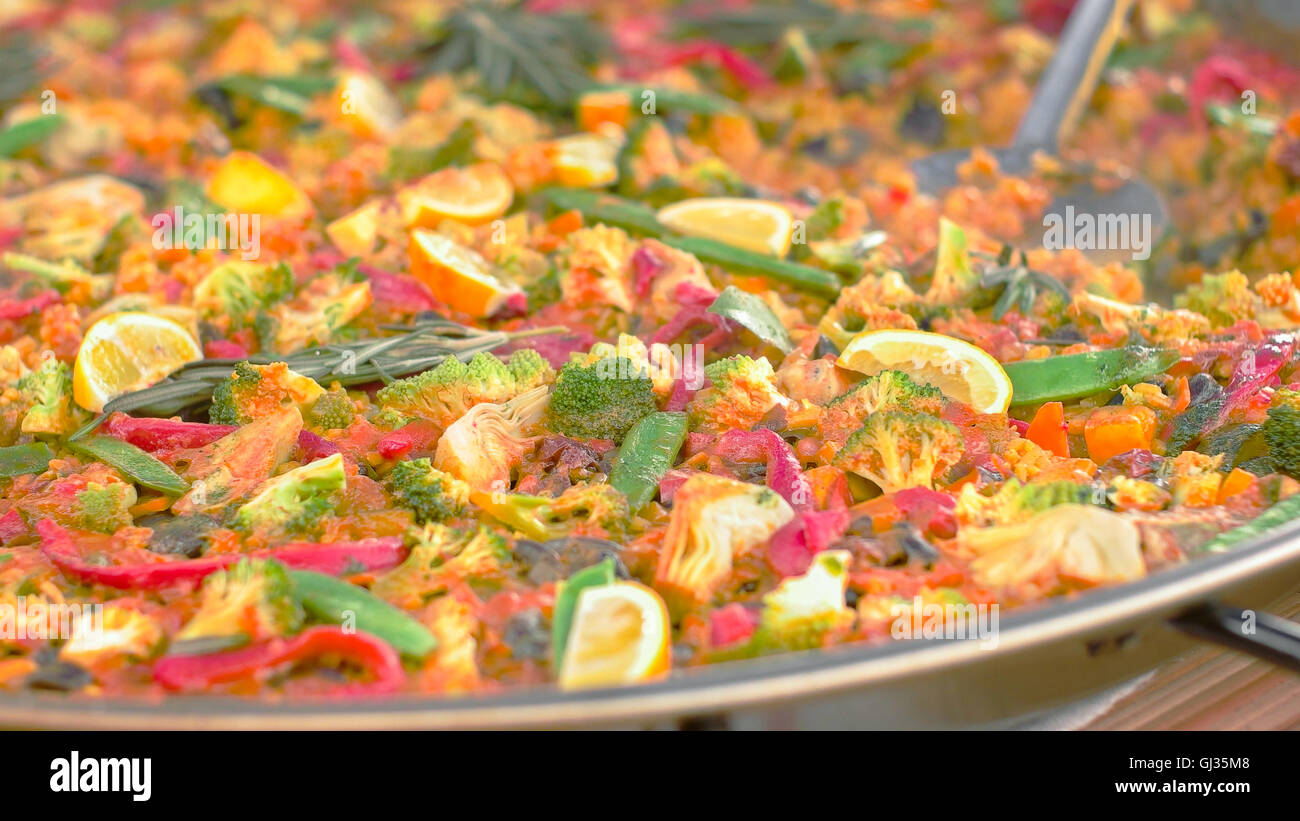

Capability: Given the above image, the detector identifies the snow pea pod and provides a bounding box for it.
[0,442,52,478]
[610,412,688,512]
[1197,493,1300,554]
[66,435,188,495]
[288,569,437,659]
[1003,346,1178,406]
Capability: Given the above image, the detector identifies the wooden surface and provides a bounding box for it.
[1084,588,1300,730]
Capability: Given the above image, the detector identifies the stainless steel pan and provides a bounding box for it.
[0,516,1296,730]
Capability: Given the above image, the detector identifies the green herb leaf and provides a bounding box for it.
[707,285,794,353]
[385,120,479,182]
[0,114,64,157]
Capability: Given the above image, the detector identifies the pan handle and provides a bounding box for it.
[1168,603,1300,674]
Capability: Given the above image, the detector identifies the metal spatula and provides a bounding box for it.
[911,0,1166,261]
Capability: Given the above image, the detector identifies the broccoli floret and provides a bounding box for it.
[372,524,510,609]
[174,558,303,646]
[687,355,786,434]
[16,358,85,436]
[209,361,324,426]
[75,481,138,534]
[825,370,944,421]
[1016,479,1096,511]
[1175,270,1258,328]
[1264,390,1300,478]
[834,411,964,493]
[192,261,294,328]
[924,217,981,308]
[233,452,346,541]
[471,484,629,542]
[548,356,657,441]
[255,274,372,354]
[308,389,355,431]
[376,350,555,430]
[384,458,470,524]
[957,478,1096,526]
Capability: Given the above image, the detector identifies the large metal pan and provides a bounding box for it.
[0,514,1297,730]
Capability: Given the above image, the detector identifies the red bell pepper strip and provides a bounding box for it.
[0,289,59,320]
[102,414,341,461]
[103,414,235,450]
[359,264,437,313]
[893,487,958,539]
[712,428,814,510]
[153,626,405,696]
[709,603,759,648]
[204,339,249,359]
[0,509,27,545]
[37,520,405,589]
[766,508,851,577]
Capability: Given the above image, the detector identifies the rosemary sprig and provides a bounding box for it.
[676,0,926,49]
[423,0,607,107]
[85,320,567,421]
[976,245,1070,320]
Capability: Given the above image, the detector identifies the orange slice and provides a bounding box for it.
[398,163,513,228]
[408,228,521,318]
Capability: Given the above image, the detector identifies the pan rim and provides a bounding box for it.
[2,518,1299,729]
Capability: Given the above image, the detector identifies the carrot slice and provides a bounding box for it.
[1084,405,1158,466]
[1026,401,1069,457]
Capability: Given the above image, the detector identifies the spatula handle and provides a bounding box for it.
[1013,0,1136,151]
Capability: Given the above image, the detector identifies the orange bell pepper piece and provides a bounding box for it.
[1217,468,1256,504]
[576,89,631,133]
[1084,405,1158,466]
[1026,401,1069,457]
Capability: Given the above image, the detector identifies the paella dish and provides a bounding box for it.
[1,0,1300,701]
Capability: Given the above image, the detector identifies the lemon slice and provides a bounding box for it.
[547,133,621,188]
[73,312,203,412]
[836,328,1013,414]
[558,581,671,690]
[336,71,403,138]
[398,163,514,228]
[408,228,521,318]
[206,151,312,217]
[656,197,794,256]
